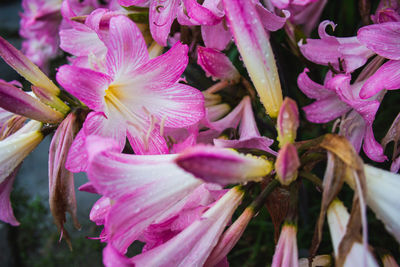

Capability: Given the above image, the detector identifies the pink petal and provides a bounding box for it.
[201,22,232,51]
[360,60,400,99]
[121,82,205,128]
[103,244,134,267]
[127,125,169,155]
[182,0,222,25]
[357,22,400,60]
[197,46,240,82]
[129,42,189,84]
[256,4,290,32]
[131,187,243,267]
[106,16,149,77]
[363,125,387,162]
[65,111,126,173]
[303,96,350,123]
[223,0,283,117]
[149,0,180,46]
[60,24,106,57]
[90,196,111,226]
[0,81,63,123]
[0,170,19,226]
[56,65,111,112]
[297,68,334,100]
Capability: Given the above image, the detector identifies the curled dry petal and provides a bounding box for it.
[49,113,81,248]
[176,145,273,185]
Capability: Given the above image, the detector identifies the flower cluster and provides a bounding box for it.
[0,0,400,266]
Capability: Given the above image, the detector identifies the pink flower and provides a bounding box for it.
[297,69,386,162]
[122,187,244,267]
[300,21,374,73]
[358,22,400,98]
[271,224,299,267]
[85,135,203,253]
[56,15,204,172]
[223,0,283,118]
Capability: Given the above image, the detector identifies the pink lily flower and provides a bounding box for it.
[223,0,283,118]
[139,183,226,252]
[300,21,374,73]
[270,0,327,36]
[85,135,203,252]
[19,0,63,71]
[297,69,386,162]
[357,21,400,98]
[105,186,244,267]
[57,15,204,171]
[271,223,299,267]
[212,96,277,155]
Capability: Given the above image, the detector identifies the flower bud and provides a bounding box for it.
[176,145,273,185]
[277,97,299,147]
[275,143,300,186]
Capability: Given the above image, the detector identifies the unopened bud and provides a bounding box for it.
[275,143,300,186]
[277,97,299,147]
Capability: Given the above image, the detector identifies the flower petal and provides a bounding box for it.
[106,16,149,78]
[0,170,19,226]
[357,22,400,60]
[56,65,111,112]
[303,97,350,123]
[149,0,180,46]
[360,60,400,99]
[197,46,240,82]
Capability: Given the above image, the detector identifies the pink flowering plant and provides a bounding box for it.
[1,0,400,265]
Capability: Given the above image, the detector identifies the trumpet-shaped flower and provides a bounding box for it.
[127,187,244,267]
[300,21,374,73]
[85,135,203,253]
[211,96,276,155]
[271,223,299,267]
[297,69,386,162]
[346,165,400,243]
[57,15,204,171]
[0,120,43,184]
[358,22,400,98]
[0,120,43,225]
[222,0,283,118]
[327,199,378,267]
